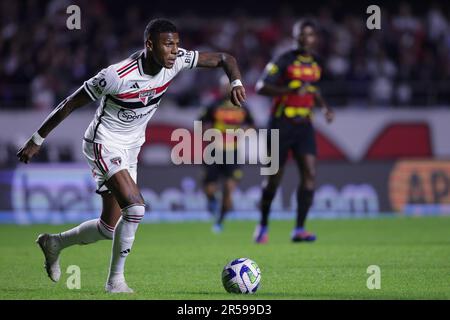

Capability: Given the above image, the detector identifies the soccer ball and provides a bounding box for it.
[221,258,261,294]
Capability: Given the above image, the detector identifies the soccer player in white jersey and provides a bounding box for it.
[16,19,246,293]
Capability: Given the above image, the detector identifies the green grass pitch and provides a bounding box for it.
[0,216,449,300]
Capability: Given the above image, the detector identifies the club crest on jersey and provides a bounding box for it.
[139,89,156,105]
[110,157,122,166]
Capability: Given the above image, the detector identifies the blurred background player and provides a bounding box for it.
[16,19,246,293]
[253,19,334,244]
[199,75,255,233]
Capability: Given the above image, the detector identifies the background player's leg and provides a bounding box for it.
[259,122,289,229]
[215,178,236,229]
[260,168,284,227]
[104,169,145,293]
[254,122,290,243]
[204,181,219,216]
[292,153,316,241]
[203,165,220,216]
[254,167,285,243]
[295,153,316,227]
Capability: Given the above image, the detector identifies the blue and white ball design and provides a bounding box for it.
[222,258,261,294]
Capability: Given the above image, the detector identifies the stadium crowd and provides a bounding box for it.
[1,0,450,109]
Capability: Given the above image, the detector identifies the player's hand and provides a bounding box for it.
[296,86,309,95]
[16,139,41,164]
[324,109,334,123]
[230,86,246,107]
[296,82,312,95]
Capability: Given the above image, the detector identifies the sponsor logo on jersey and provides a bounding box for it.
[91,77,107,95]
[117,108,156,123]
[178,49,193,65]
[139,89,156,105]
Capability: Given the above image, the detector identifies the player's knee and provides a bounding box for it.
[223,194,233,209]
[124,192,145,207]
[223,201,232,212]
[97,218,115,240]
[303,169,316,187]
[204,184,216,198]
[306,166,316,180]
[303,180,315,190]
[122,203,146,223]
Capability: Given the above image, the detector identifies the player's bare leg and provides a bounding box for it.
[100,192,123,229]
[214,178,236,233]
[36,193,121,282]
[104,169,145,293]
[292,153,316,242]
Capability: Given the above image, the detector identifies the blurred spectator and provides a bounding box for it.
[427,4,448,42]
[1,0,450,109]
[31,73,56,111]
[368,50,397,105]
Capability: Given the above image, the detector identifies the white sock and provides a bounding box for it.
[58,218,115,250]
[107,204,145,283]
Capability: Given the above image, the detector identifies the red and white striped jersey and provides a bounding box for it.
[82,48,198,149]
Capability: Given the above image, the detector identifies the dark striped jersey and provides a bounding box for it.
[257,48,322,120]
[198,99,254,151]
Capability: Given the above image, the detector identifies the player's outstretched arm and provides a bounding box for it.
[197,52,246,107]
[255,80,297,97]
[17,87,92,163]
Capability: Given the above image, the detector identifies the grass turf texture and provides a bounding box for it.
[0,216,449,300]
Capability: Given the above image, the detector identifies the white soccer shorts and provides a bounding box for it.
[82,139,139,194]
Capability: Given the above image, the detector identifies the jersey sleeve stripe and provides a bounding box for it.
[190,51,198,69]
[117,60,136,72]
[83,82,97,101]
[118,62,138,76]
[119,65,138,78]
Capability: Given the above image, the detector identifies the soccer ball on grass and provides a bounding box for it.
[221,258,261,294]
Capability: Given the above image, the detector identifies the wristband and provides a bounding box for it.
[231,79,243,88]
[31,132,45,146]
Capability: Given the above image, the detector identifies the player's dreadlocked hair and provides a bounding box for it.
[144,19,178,42]
[292,19,317,39]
